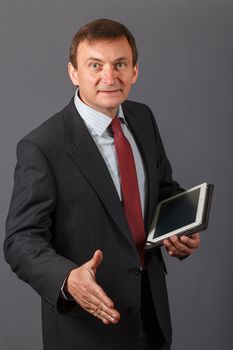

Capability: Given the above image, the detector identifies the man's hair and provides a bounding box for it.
[69,18,138,68]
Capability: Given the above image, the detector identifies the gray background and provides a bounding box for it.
[1,0,232,349]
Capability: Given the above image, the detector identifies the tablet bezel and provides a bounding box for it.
[146,183,208,246]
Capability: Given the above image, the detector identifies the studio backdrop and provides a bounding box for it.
[0,1,232,349]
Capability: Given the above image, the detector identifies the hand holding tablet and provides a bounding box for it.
[146,183,214,250]
[163,232,200,258]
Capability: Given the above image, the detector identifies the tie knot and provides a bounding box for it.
[111,117,122,135]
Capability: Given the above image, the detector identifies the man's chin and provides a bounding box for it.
[99,103,122,113]
[93,102,121,117]
[97,95,125,108]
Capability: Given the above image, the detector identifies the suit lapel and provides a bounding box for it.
[63,99,135,249]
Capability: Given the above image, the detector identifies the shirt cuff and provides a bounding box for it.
[60,277,74,301]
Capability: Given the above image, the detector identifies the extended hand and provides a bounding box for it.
[163,233,200,258]
[66,250,120,325]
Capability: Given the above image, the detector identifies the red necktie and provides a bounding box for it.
[111,117,146,266]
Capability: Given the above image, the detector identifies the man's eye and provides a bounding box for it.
[90,63,101,69]
[116,62,126,69]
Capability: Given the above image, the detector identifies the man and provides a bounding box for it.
[4,19,200,350]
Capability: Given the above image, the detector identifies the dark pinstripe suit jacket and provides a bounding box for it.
[4,98,181,350]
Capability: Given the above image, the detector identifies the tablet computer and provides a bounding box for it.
[146,183,210,249]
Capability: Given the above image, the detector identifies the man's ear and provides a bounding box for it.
[131,63,139,85]
[67,62,79,86]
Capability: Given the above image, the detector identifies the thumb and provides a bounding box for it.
[89,249,103,271]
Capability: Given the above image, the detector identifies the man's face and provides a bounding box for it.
[68,37,138,117]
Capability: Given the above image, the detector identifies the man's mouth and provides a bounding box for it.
[98,89,121,94]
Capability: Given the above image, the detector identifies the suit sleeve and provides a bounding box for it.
[4,139,77,311]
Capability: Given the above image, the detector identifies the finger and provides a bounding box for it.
[92,309,116,325]
[81,303,112,324]
[78,296,120,324]
[163,239,175,256]
[85,250,103,277]
[170,235,193,255]
[90,303,120,324]
[163,238,178,254]
[180,233,200,249]
[164,236,192,256]
[163,239,172,249]
[89,250,103,270]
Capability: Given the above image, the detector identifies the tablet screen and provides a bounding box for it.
[153,188,200,238]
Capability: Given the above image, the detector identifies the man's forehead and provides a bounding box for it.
[77,37,132,54]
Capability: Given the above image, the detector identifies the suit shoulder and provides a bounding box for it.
[20,103,70,150]
[122,99,161,136]
[122,99,153,116]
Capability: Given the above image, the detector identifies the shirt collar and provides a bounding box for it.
[74,89,126,136]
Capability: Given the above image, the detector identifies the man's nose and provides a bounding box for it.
[101,66,116,85]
